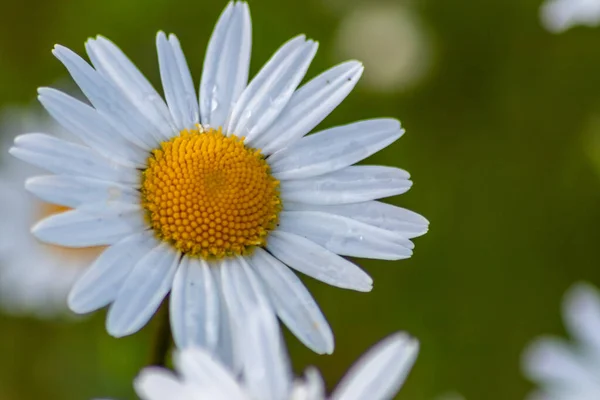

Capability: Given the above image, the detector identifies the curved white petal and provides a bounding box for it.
[522,337,597,387]
[37,88,148,167]
[269,119,404,180]
[248,248,334,354]
[200,1,252,128]
[53,44,161,149]
[278,211,413,260]
[170,257,220,350]
[174,348,250,400]
[106,242,180,337]
[157,32,199,131]
[25,175,139,209]
[291,367,326,400]
[254,61,364,155]
[280,166,412,205]
[331,332,419,400]
[227,35,317,139]
[135,368,198,400]
[219,257,291,400]
[563,283,600,358]
[266,231,372,292]
[84,35,177,141]
[10,133,139,185]
[284,201,429,239]
[32,204,145,247]
[68,231,158,314]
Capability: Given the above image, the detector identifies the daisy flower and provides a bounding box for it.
[0,106,102,317]
[522,282,600,400]
[9,0,428,361]
[134,306,419,400]
[540,0,600,33]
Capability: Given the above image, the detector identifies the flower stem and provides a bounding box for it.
[150,297,172,367]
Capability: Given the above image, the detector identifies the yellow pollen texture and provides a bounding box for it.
[141,127,280,259]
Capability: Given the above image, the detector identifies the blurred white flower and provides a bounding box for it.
[522,282,600,400]
[0,106,101,317]
[540,0,600,33]
[134,306,419,400]
[334,3,433,93]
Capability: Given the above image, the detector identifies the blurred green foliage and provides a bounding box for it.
[2,0,600,399]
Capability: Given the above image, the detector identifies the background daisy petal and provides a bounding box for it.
[200,1,252,128]
[522,337,596,387]
[266,231,373,292]
[280,165,412,205]
[562,283,600,357]
[248,248,334,354]
[106,242,180,337]
[174,348,250,399]
[269,118,404,180]
[330,332,419,400]
[134,368,197,400]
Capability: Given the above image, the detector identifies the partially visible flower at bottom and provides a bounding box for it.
[132,308,419,400]
[522,282,600,400]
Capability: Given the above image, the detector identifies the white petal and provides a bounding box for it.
[331,332,419,400]
[219,257,291,400]
[170,257,220,350]
[157,32,199,131]
[107,242,180,337]
[278,211,413,260]
[174,348,249,399]
[25,175,139,209]
[522,337,597,387]
[85,35,177,140]
[248,248,334,354]
[254,61,364,155]
[284,201,429,239]
[281,166,412,205]
[291,367,326,400]
[269,119,404,180]
[53,45,162,149]
[135,368,198,400]
[266,231,372,292]
[37,88,148,167]
[200,1,251,128]
[10,133,139,185]
[563,282,600,358]
[227,35,318,139]
[68,231,158,314]
[32,204,145,247]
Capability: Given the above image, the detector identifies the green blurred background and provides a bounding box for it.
[2,0,600,399]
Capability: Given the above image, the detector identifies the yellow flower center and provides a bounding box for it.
[141,126,281,259]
